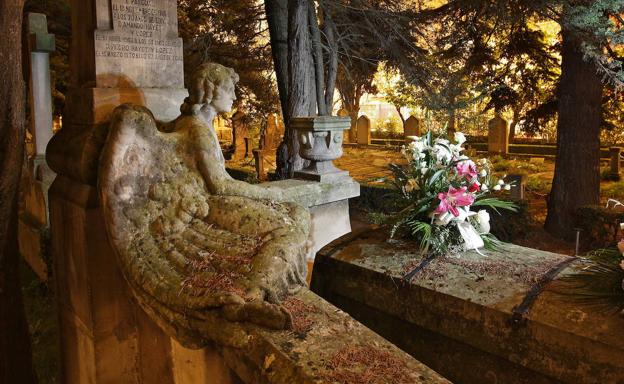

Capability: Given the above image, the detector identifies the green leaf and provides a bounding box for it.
[428,169,445,187]
[473,198,518,214]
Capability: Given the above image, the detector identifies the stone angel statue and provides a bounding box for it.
[99,63,309,348]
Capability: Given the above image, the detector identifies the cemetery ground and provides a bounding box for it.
[230,146,624,256]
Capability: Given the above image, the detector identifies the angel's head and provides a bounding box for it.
[181,63,240,116]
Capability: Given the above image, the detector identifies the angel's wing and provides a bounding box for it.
[99,104,256,309]
[98,105,309,347]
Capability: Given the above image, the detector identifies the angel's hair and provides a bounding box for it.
[181,63,240,116]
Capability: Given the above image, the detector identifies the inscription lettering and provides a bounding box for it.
[95,0,182,65]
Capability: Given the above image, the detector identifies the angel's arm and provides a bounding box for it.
[192,122,285,201]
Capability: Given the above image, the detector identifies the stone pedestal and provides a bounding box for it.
[404,115,421,138]
[488,114,509,155]
[293,116,352,183]
[356,115,371,145]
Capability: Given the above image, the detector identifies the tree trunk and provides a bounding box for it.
[0,0,37,382]
[509,106,520,142]
[264,0,289,124]
[395,105,406,133]
[447,108,457,136]
[544,24,603,239]
[280,0,316,178]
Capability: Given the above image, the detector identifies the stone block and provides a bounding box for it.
[312,228,624,384]
[506,174,527,200]
[65,87,187,125]
[171,340,239,384]
[50,176,175,383]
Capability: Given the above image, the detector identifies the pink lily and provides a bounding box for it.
[456,160,478,181]
[434,186,475,217]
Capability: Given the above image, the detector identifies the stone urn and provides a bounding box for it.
[292,116,352,183]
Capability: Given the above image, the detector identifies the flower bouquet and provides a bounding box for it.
[386,131,517,256]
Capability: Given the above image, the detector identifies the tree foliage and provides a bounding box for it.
[179,0,279,123]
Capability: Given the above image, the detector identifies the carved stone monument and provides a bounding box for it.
[356,115,371,145]
[46,1,189,382]
[49,2,360,381]
[488,113,509,155]
[404,115,422,138]
[100,63,310,347]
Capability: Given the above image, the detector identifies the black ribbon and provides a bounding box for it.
[509,256,579,329]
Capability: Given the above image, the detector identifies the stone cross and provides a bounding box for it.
[488,114,509,155]
[404,115,422,138]
[27,13,55,157]
[357,115,371,145]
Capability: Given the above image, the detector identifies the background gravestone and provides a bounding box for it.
[357,115,371,145]
[488,114,509,155]
[232,111,250,159]
[404,115,421,138]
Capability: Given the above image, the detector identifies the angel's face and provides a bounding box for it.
[212,77,237,113]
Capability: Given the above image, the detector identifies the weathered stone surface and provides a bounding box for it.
[312,228,624,384]
[220,289,450,384]
[99,64,311,348]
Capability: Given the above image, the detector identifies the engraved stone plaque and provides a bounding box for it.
[94,0,184,88]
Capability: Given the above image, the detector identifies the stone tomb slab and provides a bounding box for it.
[311,228,624,384]
[94,0,183,88]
